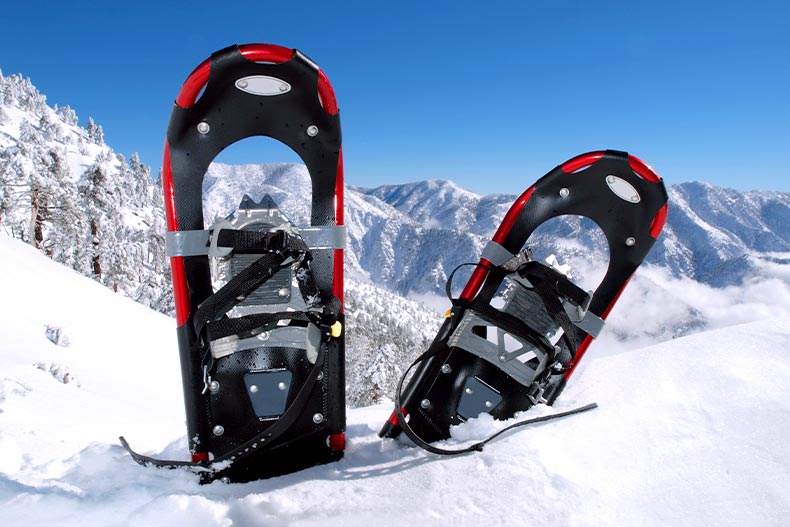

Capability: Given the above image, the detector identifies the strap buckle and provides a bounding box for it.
[208,220,234,259]
[269,229,290,254]
[526,381,546,405]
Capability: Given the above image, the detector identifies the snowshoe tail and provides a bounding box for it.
[380,150,668,449]
[122,44,346,483]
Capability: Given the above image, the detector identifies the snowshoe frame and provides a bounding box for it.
[381,150,669,447]
[127,44,346,482]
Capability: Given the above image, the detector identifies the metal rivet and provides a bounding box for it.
[607,176,616,184]
[278,288,289,297]
[306,125,318,137]
[485,401,494,409]
[498,353,507,362]
[209,380,220,393]
[278,382,287,391]
[278,83,288,92]
[559,188,570,198]
[213,425,225,436]
[626,237,636,246]
[420,399,430,409]
[312,413,324,424]
[249,385,259,394]
[465,387,474,395]
[317,372,324,381]
[441,364,451,374]
[237,80,248,88]
[631,195,640,203]
[220,477,231,484]
[197,121,210,134]
[259,331,270,341]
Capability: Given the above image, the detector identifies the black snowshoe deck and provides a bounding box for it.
[381,150,669,450]
[121,43,346,483]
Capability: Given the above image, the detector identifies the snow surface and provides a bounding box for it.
[1,233,789,526]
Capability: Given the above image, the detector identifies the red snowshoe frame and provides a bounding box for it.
[381,150,668,448]
[123,44,346,482]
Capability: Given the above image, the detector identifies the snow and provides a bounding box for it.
[1,233,789,526]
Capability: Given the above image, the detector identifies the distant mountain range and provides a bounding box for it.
[207,163,790,294]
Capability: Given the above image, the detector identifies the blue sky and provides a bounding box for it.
[1,1,788,194]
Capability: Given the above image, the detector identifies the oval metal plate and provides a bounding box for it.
[606,175,641,203]
[235,75,291,96]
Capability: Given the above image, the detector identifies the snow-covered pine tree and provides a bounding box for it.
[38,112,59,142]
[79,155,120,280]
[86,117,104,145]
[129,152,152,205]
[56,104,78,127]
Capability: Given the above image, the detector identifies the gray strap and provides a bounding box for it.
[563,303,605,338]
[300,226,346,249]
[210,324,320,361]
[480,240,515,267]
[165,226,347,256]
[166,230,210,257]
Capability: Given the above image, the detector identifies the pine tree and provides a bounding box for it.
[57,104,78,126]
[41,148,84,265]
[38,112,58,142]
[18,118,42,146]
[86,117,103,144]
[79,160,118,279]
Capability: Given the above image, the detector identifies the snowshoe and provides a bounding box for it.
[121,44,346,483]
[380,150,668,453]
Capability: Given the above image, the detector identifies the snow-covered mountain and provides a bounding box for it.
[1,232,787,527]
[364,177,790,288]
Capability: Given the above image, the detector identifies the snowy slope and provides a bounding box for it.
[0,71,169,313]
[1,233,788,527]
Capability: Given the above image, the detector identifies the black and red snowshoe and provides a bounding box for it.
[380,150,668,453]
[122,43,346,482]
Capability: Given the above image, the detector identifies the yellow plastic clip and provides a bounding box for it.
[445,309,452,318]
[330,321,343,338]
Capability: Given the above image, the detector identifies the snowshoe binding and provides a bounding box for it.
[380,150,669,453]
[121,44,346,483]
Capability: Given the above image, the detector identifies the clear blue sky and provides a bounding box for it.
[1,1,788,194]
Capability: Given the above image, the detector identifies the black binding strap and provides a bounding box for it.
[393,343,598,456]
[515,261,590,356]
[390,258,598,455]
[120,345,328,472]
[216,229,306,254]
[206,311,314,342]
[205,293,342,343]
[193,231,310,340]
[122,228,340,474]
[516,261,590,308]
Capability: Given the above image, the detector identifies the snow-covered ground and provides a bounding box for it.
[1,232,789,526]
